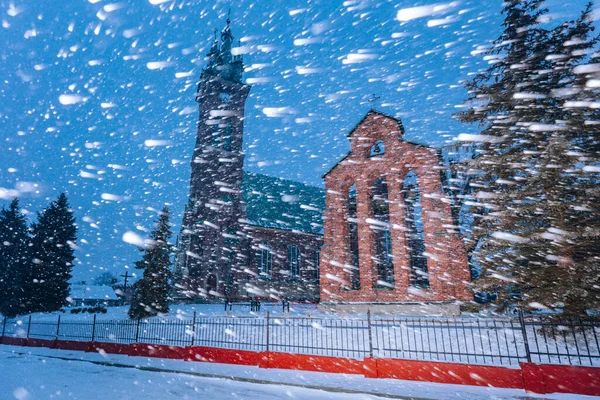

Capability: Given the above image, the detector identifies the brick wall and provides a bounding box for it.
[320,111,471,303]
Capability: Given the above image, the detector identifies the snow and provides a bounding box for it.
[0,345,593,400]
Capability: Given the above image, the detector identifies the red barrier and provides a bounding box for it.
[260,352,366,375]
[186,346,263,366]
[363,357,378,378]
[1,337,28,347]
[375,358,525,389]
[130,343,187,360]
[1,338,600,397]
[27,338,56,348]
[537,364,600,396]
[520,363,545,394]
[90,341,131,355]
[54,340,93,352]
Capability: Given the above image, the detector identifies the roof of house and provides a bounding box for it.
[242,171,324,235]
[69,284,119,301]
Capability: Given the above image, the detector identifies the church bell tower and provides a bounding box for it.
[175,16,250,298]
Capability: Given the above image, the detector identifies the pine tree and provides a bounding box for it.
[547,4,600,317]
[456,1,600,318]
[129,206,173,319]
[0,199,30,317]
[454,0,551,310]
[23,194,77,313]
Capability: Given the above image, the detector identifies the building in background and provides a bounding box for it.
[319,111,471,315]
[69,284,120,308]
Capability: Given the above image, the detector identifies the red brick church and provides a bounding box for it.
[175,18,471,313]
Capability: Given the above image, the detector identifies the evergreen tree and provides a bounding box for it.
[547,4,600,317]
[0,199,30,317]
[456,1,600,317]
[23,194,77,313]
[129,206,173,319]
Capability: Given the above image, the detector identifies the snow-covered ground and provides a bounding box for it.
[0,345,595,400]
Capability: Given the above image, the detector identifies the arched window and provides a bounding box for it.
[370,140,385,157]
[258,242,272,278]
[403,171,429,287]
[223,124,232,151]
[371,177,394,289]
[314,249,321,283]
[223,227,239,246]
[211,124,221,148]
[206,274,218,295]
[288,245,300,280]
[347,184,360,290]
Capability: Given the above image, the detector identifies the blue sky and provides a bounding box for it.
[0,0,594,281]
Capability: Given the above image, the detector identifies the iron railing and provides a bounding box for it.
[2,310,599,367]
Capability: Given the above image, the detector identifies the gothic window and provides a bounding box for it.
[258,242,272,278]
[371,177,394,289]
[210,123,232,151]
[313,249,321,283]
[206,274,217,295]
[370,140,385,157]
[210,235,219,264]
[403,171,429,287]
[225,272,234,296]
[288,245,300,281]
[223,124,232,151]
[347,184,360,290]
[223,227,239,247]
[211,124,221,148]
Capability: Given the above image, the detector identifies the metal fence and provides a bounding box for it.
[2,311,599,367]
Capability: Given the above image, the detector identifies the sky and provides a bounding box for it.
[0,0,595,282]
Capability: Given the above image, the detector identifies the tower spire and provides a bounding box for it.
[200,11,243,84]
[220,11,233,64]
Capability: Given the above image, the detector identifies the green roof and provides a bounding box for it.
[242,171,324,235]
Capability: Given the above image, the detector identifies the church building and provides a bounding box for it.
[175,18,471,313]
[174,18,323,301]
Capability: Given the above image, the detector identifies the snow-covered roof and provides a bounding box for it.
[242,171,324,235]
[69,284,119,301]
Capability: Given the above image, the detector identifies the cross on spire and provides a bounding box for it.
[367,94,381,108]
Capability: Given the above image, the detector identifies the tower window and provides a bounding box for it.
[223,124,232,151]
[210,123,232,151]
[370,140,385,157]
[219,92,231,103]
[211,124,221,148]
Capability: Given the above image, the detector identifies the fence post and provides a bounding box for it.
[518,309,532,363]
[265,311,270,352]
[2,316,6,337]
[367,309,373,358]
[191,311,197,346]
[135,318,141,343]
[55,315,61,340]
[26,315,32,339]
[91,314,97,342]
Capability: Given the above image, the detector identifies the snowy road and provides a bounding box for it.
[0,345,596,400]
